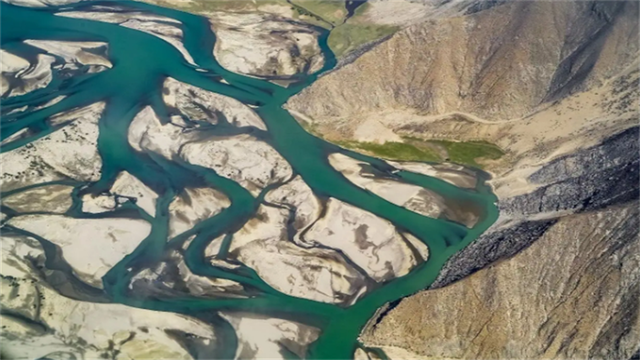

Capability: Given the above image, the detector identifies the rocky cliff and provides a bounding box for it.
[432,127,639,289]
[363,201,639,359]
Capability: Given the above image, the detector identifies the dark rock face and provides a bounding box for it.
[432,126,639,289]
[431,219,557,289]
[515,126,640,215]
[365,202,639,359]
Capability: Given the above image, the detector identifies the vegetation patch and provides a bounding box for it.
[326,2,398,58]
[336,140,440,162]
[328,22,397,58]
[146,0,397,58]
[334,136,504,168]
[290,0,347,26]
[428,139,505,167]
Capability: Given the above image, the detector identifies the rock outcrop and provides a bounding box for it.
[360,126,640,359]
[433,127,639,288]
[363,202,640,360]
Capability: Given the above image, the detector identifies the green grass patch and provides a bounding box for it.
[429,140,504,167]
[336,140,441,162]
[336,138,504,168]
[328,22,397,58]
[290,0,347,26]
[145,0,396,58]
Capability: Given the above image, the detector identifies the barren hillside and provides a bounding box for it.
[288,0,638,122]
[363,202,639,359]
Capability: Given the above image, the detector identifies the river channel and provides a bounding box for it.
[1,2,498,358]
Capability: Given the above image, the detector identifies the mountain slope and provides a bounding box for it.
[288,0,638,121]
[286,1,640,358]
[363,201,639,360]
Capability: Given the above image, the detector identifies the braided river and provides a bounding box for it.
[1,2,498,358]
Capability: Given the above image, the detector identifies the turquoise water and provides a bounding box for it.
[1,2,498,359]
